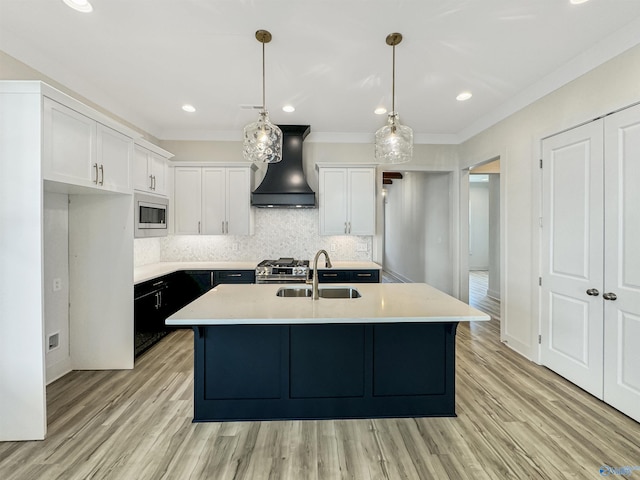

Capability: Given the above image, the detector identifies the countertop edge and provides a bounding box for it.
[135,261,382,285]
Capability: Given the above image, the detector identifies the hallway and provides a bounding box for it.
[469,270,500,320]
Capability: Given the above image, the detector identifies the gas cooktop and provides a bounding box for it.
[256,258,310,283]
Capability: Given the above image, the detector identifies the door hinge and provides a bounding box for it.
[539,276,542,286]
[539,158,543,168]
[538,334,542,344]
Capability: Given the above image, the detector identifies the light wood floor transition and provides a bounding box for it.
[1,314,638,479]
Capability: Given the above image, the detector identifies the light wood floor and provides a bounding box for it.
[469,270,500,321]
[2,318,639,479]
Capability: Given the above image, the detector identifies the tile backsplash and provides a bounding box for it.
[134,209,372,266]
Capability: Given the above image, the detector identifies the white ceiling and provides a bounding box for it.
[2,0,640,143]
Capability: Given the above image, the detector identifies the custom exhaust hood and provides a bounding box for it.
[251,125,316,208]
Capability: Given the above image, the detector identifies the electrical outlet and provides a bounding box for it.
[356,243,368,252]
[330,243,337,252]
[232,243,239,251]
[48,332,60,351]
[53,278,62,292]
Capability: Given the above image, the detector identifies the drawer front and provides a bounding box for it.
[317,270,350,283]
[350,270,380,283]
[214,270,256,285]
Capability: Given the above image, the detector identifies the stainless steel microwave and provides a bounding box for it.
[134,193,168,238]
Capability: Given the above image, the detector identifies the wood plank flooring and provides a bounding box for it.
[2,317,639,479]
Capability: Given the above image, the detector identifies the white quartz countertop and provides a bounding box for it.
[166,283,490,326]
[134,261,381,284]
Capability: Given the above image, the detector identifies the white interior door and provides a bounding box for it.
[603,104,640,422]
[541,120,604,399]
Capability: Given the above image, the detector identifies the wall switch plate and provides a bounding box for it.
[356,243,368,252]
[330,244,337,252]
[53,278,62,291]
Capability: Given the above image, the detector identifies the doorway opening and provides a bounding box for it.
[467,159,501,320]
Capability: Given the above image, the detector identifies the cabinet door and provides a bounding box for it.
[174,167,202,234]
[43,97,96,187]
[96,123,133,192]
[202,168,226,235]
[133,145,151,192]
[226,168,253,235]
[319,168,348,235]
[150,153,167,195]
[348,168,375,235]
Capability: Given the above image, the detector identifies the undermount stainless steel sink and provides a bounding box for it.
[276,286,361,299]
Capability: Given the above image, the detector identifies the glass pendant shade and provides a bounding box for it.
[243,29,283,163]
[375,32,412,164]
[243,110,283,163]
[375,112,413,164]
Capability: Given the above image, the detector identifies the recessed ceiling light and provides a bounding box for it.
[62,0,93,13]
[182,104,196,113]
[282,105,295,113]
[570,0,589,4]
[374,107,387,115]
[456,91,473,101]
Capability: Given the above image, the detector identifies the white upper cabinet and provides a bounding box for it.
[318,165,376,236]
[133,140,173,196]
[43,98,96,187]
[174,165,254,235]
[43,97,134,193]
[97,123,133,192]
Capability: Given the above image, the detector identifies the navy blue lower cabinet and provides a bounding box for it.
[192,322,458,421]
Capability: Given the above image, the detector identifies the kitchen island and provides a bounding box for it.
[167,282,490,421]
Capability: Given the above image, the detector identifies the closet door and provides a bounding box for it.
[603,104,640,422]
[540,120,604,399]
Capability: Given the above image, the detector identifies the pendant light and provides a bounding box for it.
[243,30,283,163]
[375,33,413,164]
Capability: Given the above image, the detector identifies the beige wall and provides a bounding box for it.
[459,44,640,360]
[0,50,158,142]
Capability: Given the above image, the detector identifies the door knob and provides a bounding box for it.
[586,288,600,296]
[603,292,617,301]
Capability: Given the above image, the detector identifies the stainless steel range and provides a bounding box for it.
[255,258,310,284]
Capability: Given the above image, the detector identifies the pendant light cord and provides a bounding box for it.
[262,40,266,111]
[391,43,396,114]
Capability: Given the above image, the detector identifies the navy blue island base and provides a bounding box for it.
[191,321,458,421]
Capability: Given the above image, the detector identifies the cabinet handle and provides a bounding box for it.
[344,222,348,234]
[228,274,242,277]
[155,292,160,310]
[357,273,372,277]
[603,292,617,301]
[152,281,164,287]
[93,163,99,184]
[586,288,599,296]
[323,273,338,277]
[149,174,154,190]
[198,221,201,234]
[99,164,104,185]
[225,221,229,234]
[158,290,162,307]
[348,222,351,234]
[152,175,156,190]
[210,272,214,286]
[222,221,225,233]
